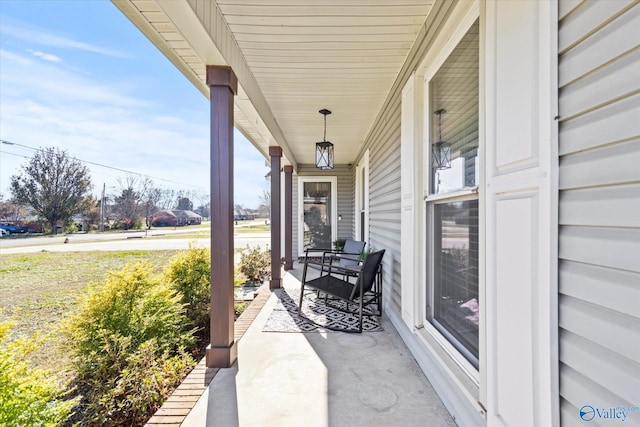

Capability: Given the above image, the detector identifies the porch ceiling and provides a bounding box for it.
[112,0,434,168]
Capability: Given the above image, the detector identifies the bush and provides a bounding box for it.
[164,246,211,341]
[0,322,75,426]
[234,265,248,287]
[234,301,247,318]
[64,263,196,425]
[64,223,78,234]
[165,247,252,341]
[112,217,143,230]
[79,338,194,426]
[239,246,271,283]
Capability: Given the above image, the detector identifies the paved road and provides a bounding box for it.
[0,227,270,255]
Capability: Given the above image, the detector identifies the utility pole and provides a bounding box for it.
[100,183,105,232]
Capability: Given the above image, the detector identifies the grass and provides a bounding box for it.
[0,250,180,383]
[0,221,270,381]
[233,224,271,233]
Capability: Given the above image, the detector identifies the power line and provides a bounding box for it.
[0,139,205,190]
[0,150,30,160]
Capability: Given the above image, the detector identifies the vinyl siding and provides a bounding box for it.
[356,0,458,317]
[369,108,402,314]
[558,1,640,424]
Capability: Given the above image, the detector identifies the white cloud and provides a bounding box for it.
[0,49,32,65]
[30,50,63,62]
[1,20,128,58]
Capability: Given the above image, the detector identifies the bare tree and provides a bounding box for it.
[156,189,176,210]
[10,147,92,233]
[143,187,162,228]
[257,188,270,218]
[192,192,210,219]
[0,194,28,222]
[112,175,154,230]
[195,201,210,219]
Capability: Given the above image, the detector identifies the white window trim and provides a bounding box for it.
[417,0,483,388]
[297,176,338,257]
[355,149,370,245]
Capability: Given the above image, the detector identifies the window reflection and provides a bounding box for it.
[429,21,479,195]
[433,200,479,366]
[303,182,332,250]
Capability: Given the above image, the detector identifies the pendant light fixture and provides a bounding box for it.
[315,109,334,170]
[432,108,451,170]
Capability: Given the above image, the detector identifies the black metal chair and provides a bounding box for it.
[305,239,365,269]
[298,249,385,333]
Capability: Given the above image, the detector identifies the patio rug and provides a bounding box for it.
[262,288,382,333]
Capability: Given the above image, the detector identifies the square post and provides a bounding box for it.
[269,147,283,288]
[206,65,237,368]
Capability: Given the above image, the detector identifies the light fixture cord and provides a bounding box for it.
[324,114,327,142]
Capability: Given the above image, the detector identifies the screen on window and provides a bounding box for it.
[432,199,479,366]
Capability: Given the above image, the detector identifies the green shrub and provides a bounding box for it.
[64,223,79,234]
[112,217,143,230]
[64,262,196,425]
[239,246,271,283]
[164,247,251,340]
[234,301,248,318]
[0,322,75,426]
[80,338,195,426]
[164,246,211,340]
[234,265,248,287]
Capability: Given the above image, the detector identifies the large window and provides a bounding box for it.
[426,20,479,369]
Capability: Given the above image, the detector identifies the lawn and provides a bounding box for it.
[0,250,181,382]
[234,224,271,233]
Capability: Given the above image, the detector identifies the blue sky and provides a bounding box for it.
[0,0,269,208]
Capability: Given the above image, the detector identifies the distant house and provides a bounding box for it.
[234,208,256,221]
[180,210,203,225]
[71,214,90,232]
[151,210,202,227]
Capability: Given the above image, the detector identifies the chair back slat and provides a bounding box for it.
[351,250,385,300]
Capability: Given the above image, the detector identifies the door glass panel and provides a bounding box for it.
[432,199,479,367]
[303,182,332,250]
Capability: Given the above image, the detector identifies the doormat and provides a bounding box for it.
[262,288,382,333]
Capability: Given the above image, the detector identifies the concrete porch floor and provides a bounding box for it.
[179,265,457,427]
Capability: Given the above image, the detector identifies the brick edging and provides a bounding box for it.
[145,284,272,426]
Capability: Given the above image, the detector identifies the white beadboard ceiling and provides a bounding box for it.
[113,0,434,168]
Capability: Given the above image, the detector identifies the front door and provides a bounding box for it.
[298,176,337,256]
